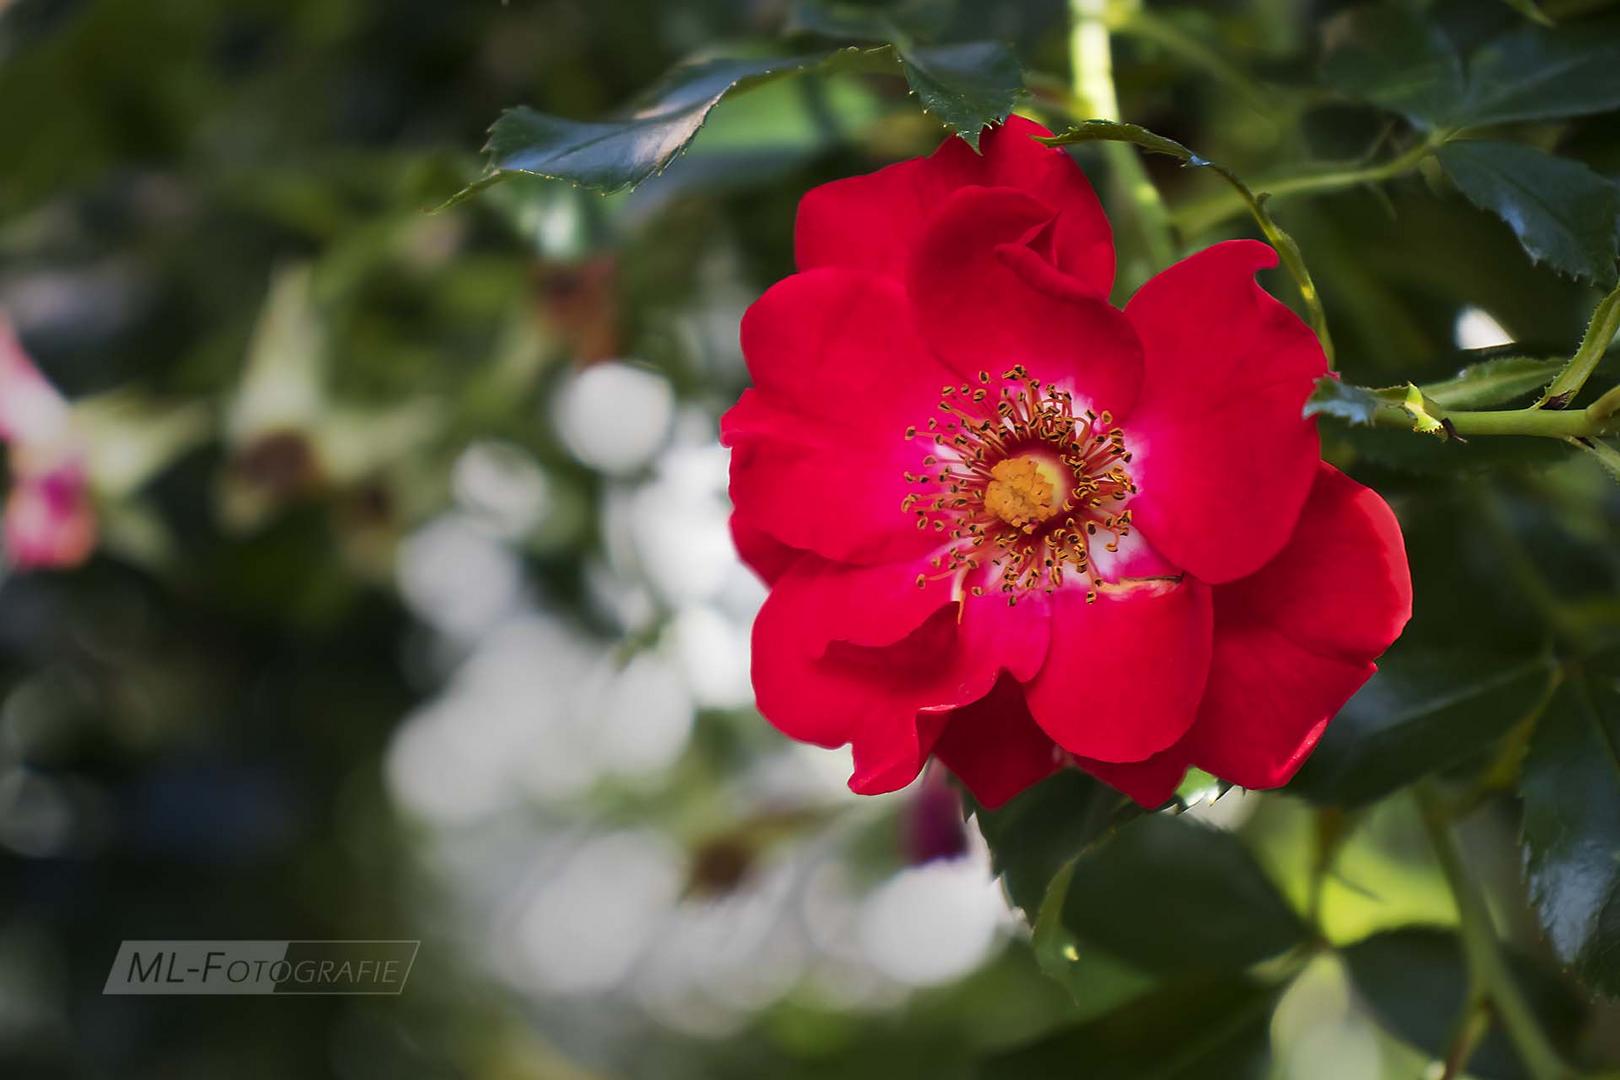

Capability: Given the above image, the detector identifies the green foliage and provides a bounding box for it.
[1321,5,1465,132]
[1437,141,1620,288]
[979,976,1281,1080]
[1289,648,1556,808]
[1421,355,1561,410]
[969,770,1134,918]
[1304,377,1395,425]
[1343,927,1583,1080]
[1323,6,1620,130]
[1521,649,1620,998]
[1461,15,1620,127]
[896,42,1022,150]
[1053,814,1307,975]
[456,52,867,200]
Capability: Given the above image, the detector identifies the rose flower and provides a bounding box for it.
[721,118,1411,809]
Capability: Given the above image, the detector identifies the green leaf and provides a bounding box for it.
[1027,860,1158,1012]
[1321,4,1466,130]
[1289,648,1556,808]
[1437,141,1620,289]
[450,50,868,201]
[1461,15,1620,126]
[1521,650,1620,997]
[1059,814,1306,974]
[1303,376,1397,425]
[454,36,1019,202]
[1571,436,1620,484]
[1420,355,1560,409]
[898,42,1023,151]
[1042,120,1334,362]
[969,770,1134,919]
[1344,927,1583,1080]
[1323,8,1620,129]
[979,976,1281,1080]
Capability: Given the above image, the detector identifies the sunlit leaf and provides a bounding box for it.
[1437,141,1620,289]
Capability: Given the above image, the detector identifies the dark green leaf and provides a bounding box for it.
[978,976,1280,1080]
[1321,5,1466,130]
[1289,648,1555,807]
[970,770,1134,919]
[1462,15,1620,126]
[1437,141,1620,288]
[1521,649,1620,997]
[1303,376,1397,425]
[451,51,867,200]
[898,42,1023,150]
[1059,814,1306,974]
[1344,927,1584,1080]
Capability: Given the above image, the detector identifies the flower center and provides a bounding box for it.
[983,456,1061,528]
[902,366,1137,604]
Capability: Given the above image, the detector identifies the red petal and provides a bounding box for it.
[723,267,951,565]
[934,678,1062,808]
[796,116,1113,294]
[1075,746,1190,809]
[908,186,1143,417]
[957,585,1051,684]
[751,566,998,796]
[1185,464,1412,789]
[730,515,801,585]
[724,393,934,565]
[735,267,949,440]
[1123,240,1327,584]
[1025,579,1213,763]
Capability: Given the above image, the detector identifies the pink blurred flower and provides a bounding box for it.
[0,316,94,570]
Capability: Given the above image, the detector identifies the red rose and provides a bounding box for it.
[721,117,1412,809]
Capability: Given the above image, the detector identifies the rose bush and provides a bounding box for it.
[722,118,1412,808]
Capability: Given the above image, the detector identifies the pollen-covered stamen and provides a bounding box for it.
[903,366,1137,602]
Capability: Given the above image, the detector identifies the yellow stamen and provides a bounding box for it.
[984,456,1060,528]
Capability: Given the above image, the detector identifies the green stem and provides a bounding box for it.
[1538,281,1620,408]
[1367,398,1620,439]
[1067,0,1177,278]
[1174,138,1439,235]
[1416,784,1573,1080]
[1440,1001,1493,1080]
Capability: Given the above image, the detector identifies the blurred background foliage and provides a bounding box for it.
[6,0,1620,1077]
